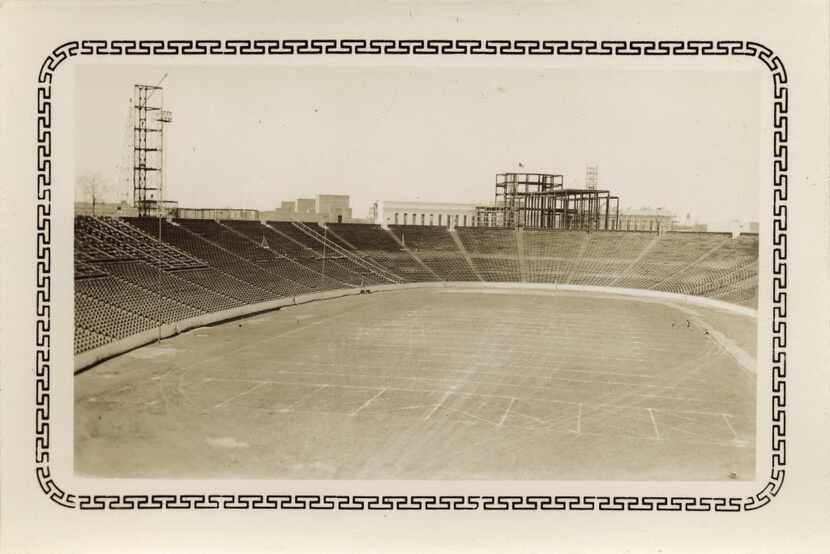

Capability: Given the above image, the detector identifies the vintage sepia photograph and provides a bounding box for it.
[8,0,830,549]
[72,63,760,481]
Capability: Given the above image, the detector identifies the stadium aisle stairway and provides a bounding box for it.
[389,226,479,281]
[326,223,435,283]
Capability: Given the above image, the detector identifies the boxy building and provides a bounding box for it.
[317,194,352,223]
[371,200,479,229]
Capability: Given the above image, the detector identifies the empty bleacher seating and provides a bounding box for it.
[470,257,522,282]
[225,220,369,287]
[74,324,113,355]
[389,225,458,252]
[74,291,157,353]
[387,225,478,281]
[103,261,241,313]
[76,275,203,324]
[74,215,759,356]
[454,228,520,282]
[145,219,307,296]
[324,223,423,282]
[560,232,650,286]
[614,232,727,290]
[521,230,586,283]
[174,267,274,304]
[456,227,518,256]
[418,253,480,281]
[179,219,349,292]
[326,223,401,252]
[76,216,205,269]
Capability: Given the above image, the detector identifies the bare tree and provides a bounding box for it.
[76,170,111,215]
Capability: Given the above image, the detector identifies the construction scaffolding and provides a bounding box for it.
[475,172,620,231]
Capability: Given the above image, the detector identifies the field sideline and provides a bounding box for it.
[75,287,756,480]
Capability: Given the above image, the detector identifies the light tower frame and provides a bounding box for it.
[133,84,173,217]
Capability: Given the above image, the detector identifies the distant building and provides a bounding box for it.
[617,207,676,232]
[672,212,708,232]
[267,194,359,223]
[371,200,479,229]
[177,207,258,220]
[317,194,352,223]
[296,198,316,214]
[74,201,138,217]
[76,194,359,223]
[259,209,297,222]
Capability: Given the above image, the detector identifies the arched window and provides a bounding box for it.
[394,213,399,224]
[463,215,467,227]
[430,214,434,225]
[438,214,443,226]
[420,214,425,225]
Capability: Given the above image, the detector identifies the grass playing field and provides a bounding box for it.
[75,287,756,480]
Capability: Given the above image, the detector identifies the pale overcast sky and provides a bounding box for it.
[76,64,761,223]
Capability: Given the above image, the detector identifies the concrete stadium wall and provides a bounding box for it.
[74,288,363,372]
[74,281,756,373]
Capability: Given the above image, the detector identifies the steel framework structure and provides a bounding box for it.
[586,164,599,190]
[476,172,620,231]
[133,84,173,217]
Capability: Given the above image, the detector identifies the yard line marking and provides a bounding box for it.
[356,404,437,414]
[351,388,387,416]
[501,410,570,431]
[722,413,739,440]
[213,382,265,409]
[269,359,710,386]
[656,410,713,425]
[447,408,500,426]
[269,368,714,395]
[283,384,328,413]
[171,302,376,377]
[202,376,754,417]
[423,391,452,421]
[648,408,661,440]
[498,397,517,426]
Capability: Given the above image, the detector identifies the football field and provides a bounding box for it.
[75,287,757,480]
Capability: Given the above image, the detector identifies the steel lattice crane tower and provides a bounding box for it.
[133,77,173,217]
[586,164,599,190]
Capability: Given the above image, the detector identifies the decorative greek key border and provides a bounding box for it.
[37,39,787,511]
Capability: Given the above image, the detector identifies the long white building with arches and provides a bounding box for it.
[370,200,480,229]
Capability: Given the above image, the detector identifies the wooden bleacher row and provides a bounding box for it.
[74,218,760,354]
